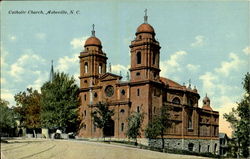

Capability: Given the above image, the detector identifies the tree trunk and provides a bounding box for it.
[161,134,165,150]
[33,129,37,138]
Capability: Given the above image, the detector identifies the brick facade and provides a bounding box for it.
[77,15,219,153]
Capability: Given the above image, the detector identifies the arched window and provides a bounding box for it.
[172,97,181,104]
[84,110,86,116]
[137,52,141,64]
[84,94,87,101]
[99,64,102,74]
[139,35,142,40]
[121,123,124,132]
[84,62,88,73]
[188,143,194,151]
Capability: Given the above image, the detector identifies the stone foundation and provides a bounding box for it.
[149,138,219,154]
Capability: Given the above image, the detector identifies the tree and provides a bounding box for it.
[40,72,79,133]
[145,105,172,150]
[223,72,250,158]
[91,102,114,139]
[14,88,41,137]
[0,99,17,136]
[126,112,144,146]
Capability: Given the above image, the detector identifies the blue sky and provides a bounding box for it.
[1,1,249,135]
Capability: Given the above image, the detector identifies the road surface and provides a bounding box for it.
[1,138,211,159]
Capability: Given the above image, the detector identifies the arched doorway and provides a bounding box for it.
[103,119,114,137]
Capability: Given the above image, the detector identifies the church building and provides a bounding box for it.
[78,11,219,154]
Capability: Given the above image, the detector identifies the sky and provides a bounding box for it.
[1,0,249,136]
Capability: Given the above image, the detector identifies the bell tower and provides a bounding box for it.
[129,10,161,82]
[79,24,108,88]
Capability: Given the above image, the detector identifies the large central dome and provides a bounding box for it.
[136,23,155,35]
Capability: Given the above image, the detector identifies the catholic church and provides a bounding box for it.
[78,11,219,154]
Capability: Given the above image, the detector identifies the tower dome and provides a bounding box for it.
[202,94,213,111]
[84,24,102,48]
[202,95,210,103]
[135,9,155,36]
[136,23,155,35]
[84,37,102,47]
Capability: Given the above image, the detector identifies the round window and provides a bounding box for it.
[105,85,114,97]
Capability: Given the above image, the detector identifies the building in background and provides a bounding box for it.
[78,12,219,154]
[219,133,230,156]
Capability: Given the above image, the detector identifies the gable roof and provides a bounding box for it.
[100,72,122,81]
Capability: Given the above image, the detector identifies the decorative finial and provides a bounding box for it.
[91,24,95,37]
[144,9,148,23]
[188,79,191,88]
[109,63,111,72]
[126,72,129,81]
[206,93,207,97]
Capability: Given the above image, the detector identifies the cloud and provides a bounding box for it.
[0,78,6,85]
[215,53,243,76]
[199,72,217,96]
[160,51,187,77]
[186,64,200,72]
[70,36,88,49]
[9,51,46,80]
[216,97,238,137]
[190,35,205,47]
[55,53,80,83]
[35,33,46,40]
[243,46,250,55]
[55,53,79,72]
[27,71,49,91]
[111,64,130,78]
[0,89,15,107]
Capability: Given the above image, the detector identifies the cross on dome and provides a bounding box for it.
[91,24,95,37]
[144,9,148,23]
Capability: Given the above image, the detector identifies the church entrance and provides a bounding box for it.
[103,119,114,137]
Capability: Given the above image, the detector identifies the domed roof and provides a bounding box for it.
[136,23,155,35]
[203,94,210,103]
[84,36,102,47]
[202,105,213,111]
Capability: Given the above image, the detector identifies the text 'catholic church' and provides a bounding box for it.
[78,11,219,154]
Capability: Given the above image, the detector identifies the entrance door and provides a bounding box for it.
[103,120,114,137]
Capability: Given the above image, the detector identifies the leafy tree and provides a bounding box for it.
[223,72,250,158]
[40,72,79,133]
[91,102,114,139]
[0,99,17,136]
[145,105,172,150]
[14,88,41,137]
[126,112,144,146]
